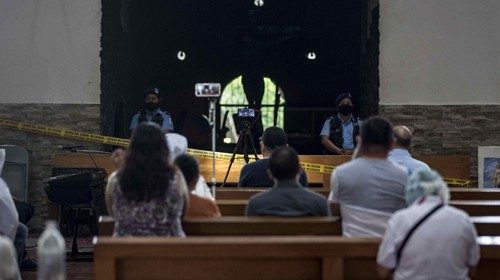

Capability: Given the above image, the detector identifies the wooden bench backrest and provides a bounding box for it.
[213,199,500,217]
[215,188,500,201]
[98,215,500,237]
[94,236,500,280]
[99,216,342,236]
[53,154,470,188]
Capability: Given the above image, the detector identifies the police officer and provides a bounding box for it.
[129,87,174,134]
[320,93,361,155]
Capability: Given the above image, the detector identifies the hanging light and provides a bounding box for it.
[177,51,186,61]
[307,52,316,60]
[254,0,264,7]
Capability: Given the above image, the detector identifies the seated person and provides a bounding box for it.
[377,169,480,280]
[245,147,330,217]
[329,116,407,236]
[0,151,33,271]
[166,132,213,200]
[175,154,221,218]
[105,123,189,236]
[388,126,431,174]
[238,127,308,188]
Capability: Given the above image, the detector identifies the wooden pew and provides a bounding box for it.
[99,216,341,236]
[94,236,500,280]
[450,189,500,200]
[214,200,500,217]
[53,154,471,189]
[98,215,500,237]
[451,201,500,216]
[471,217,500,236]
[215,188,500,201]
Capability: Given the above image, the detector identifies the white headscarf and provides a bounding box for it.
[406,168,450,205]
[165,133,214,200]
[165,133,188,163]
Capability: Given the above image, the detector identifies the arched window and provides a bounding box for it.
[220,76,285,143]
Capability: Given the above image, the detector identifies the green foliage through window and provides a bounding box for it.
[220,76,285,143]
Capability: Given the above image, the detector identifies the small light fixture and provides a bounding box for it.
[177,51,186,61]
[223,137,232,144]
[254,0,264,7]
[307,52,316,60]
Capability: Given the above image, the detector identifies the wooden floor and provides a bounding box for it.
[21,237,94,280]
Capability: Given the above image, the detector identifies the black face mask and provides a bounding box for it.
[144,102,159,111]
[338,105,353,115]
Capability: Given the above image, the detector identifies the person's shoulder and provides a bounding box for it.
[412,158,431,170]
[191,194,216,207]
[245,158,269,170]
[303,188,328,202]
[335,158,362,172]
[445,205,471,220]
[248,188,273,203]
[158,108,171,116]
[0,178,11,195]
[386,160,409,176]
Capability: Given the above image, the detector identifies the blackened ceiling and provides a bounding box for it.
[127,0,362,108]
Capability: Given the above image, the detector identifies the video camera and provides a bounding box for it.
[237,108,255,118]
[195,83,221,98]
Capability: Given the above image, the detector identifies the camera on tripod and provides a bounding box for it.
[237,108,255,118]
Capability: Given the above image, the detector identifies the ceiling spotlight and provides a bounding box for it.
[254,0,264,7]
[177,51,186,61]
[307,52,316,60]
[223,137,232,144]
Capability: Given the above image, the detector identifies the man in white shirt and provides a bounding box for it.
[329,116,407,213]
[388,126,431,174]
[377,169,479,280]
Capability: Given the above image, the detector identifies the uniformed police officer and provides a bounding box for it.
[129,87,174,134]
[320,93,361,155]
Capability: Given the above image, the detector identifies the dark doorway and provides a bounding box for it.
[101,0,380,153]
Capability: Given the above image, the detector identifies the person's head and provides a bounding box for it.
[260,126,288,156]
[143,87,161,111]
[267,147,301,182]
[335,92,354,116]
[174,154,200,192]
[119,122,175,202]
[393,126,413,150]
[405,168,450,205]
[359,115,395,155]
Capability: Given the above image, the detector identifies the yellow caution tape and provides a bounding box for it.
[0,118,475,185]
[443,178,476,187]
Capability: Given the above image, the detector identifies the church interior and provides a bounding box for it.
[0,0,498,279]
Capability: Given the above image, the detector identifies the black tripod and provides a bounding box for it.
[221,121,259,187]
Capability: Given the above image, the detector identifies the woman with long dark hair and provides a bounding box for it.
[105,123,188,236]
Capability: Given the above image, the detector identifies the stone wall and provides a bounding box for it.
[380,105,500,179]
[0,104,101,232]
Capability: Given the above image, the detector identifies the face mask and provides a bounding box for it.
[144,102,159,111]
[338,105,353,115]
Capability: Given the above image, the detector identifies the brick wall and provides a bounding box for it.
[380,105,500,179]
[0,104,101,232]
